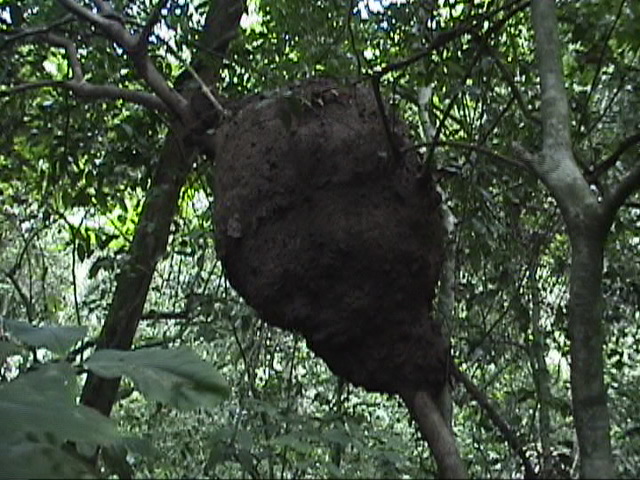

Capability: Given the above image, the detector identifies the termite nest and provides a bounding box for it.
[211,78,449,396]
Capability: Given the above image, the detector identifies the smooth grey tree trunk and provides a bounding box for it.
[527,1,616,477]
[566,226,614,477]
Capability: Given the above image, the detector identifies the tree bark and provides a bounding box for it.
[528,1,615,477]
[80,134,194,416]
[80,0,245,417]
[401,389,468,479]
[435,202,457,429]
[566,225,614,478]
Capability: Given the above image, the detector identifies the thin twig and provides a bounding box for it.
[373,0,529,78]
[478,95,515,145]
[413,139,533,172]
[426,49,484,165]
[134,0,169,54]
[577,0,627,137]
[484,45,540,125]
[57,0,190,119]
[578,74,627,148]
[370,76,401,162]
[1,14,75,48]
[183,63,227,116]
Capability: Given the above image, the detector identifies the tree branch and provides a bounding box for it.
[602,157,640,223]
[374,0,528,78]
[485,45,540,125]
[453,365,537,479]
[528,0,599,220]
[1,14,75,48]
[0,80,168,112]
[1,30,168,113]
[576,0,626,138]
[78,0,245,426]
[346,0,363,75]
[588,131,640,181]
[375,24,475,77]
[531,6,615,478]
[56,0,190,121]
[410,140,533,173]
[370,76,401,162]
[400,389,468,479]
[56,0,113,30]
[134,0,169,54]
[41,32,83,80]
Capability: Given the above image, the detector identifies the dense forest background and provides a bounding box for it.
[1,0,640,478]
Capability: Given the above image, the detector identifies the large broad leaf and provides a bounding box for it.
[101,444,134,479]
[3,319,87,355]
[0,440,97,480]
[0,363,119,446]
[272,433,313,454]
[85,347,230,410]
[101,435,157,479]
[321,427,352,447]
[0,340,21,364]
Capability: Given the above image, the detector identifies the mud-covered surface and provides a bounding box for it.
[211,78,449,395]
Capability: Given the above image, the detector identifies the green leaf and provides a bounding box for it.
[322,428,351,447]
[76,238,86,261]
[0,363,119,446]
[236,448,255,475]
[0,440,97,480]
[85,347,230,410]
[3,319,87,355]
[272,433,312,453]
[236,429,253,451]
[326,462,343,478]
[119,435,157,459]
[0,340,21,364]
[379,449,404,465]
[101,443,134,479]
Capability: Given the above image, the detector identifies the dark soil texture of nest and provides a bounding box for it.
[212,78,449,396]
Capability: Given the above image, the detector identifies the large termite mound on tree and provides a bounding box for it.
[212,78,449,395]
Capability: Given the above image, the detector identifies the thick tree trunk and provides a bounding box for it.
[567,226,614,478]
[80,134,194,415]
[528,1,615,476]
[80,0,245,418]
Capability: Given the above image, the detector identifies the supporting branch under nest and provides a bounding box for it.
[401,389,468,478]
